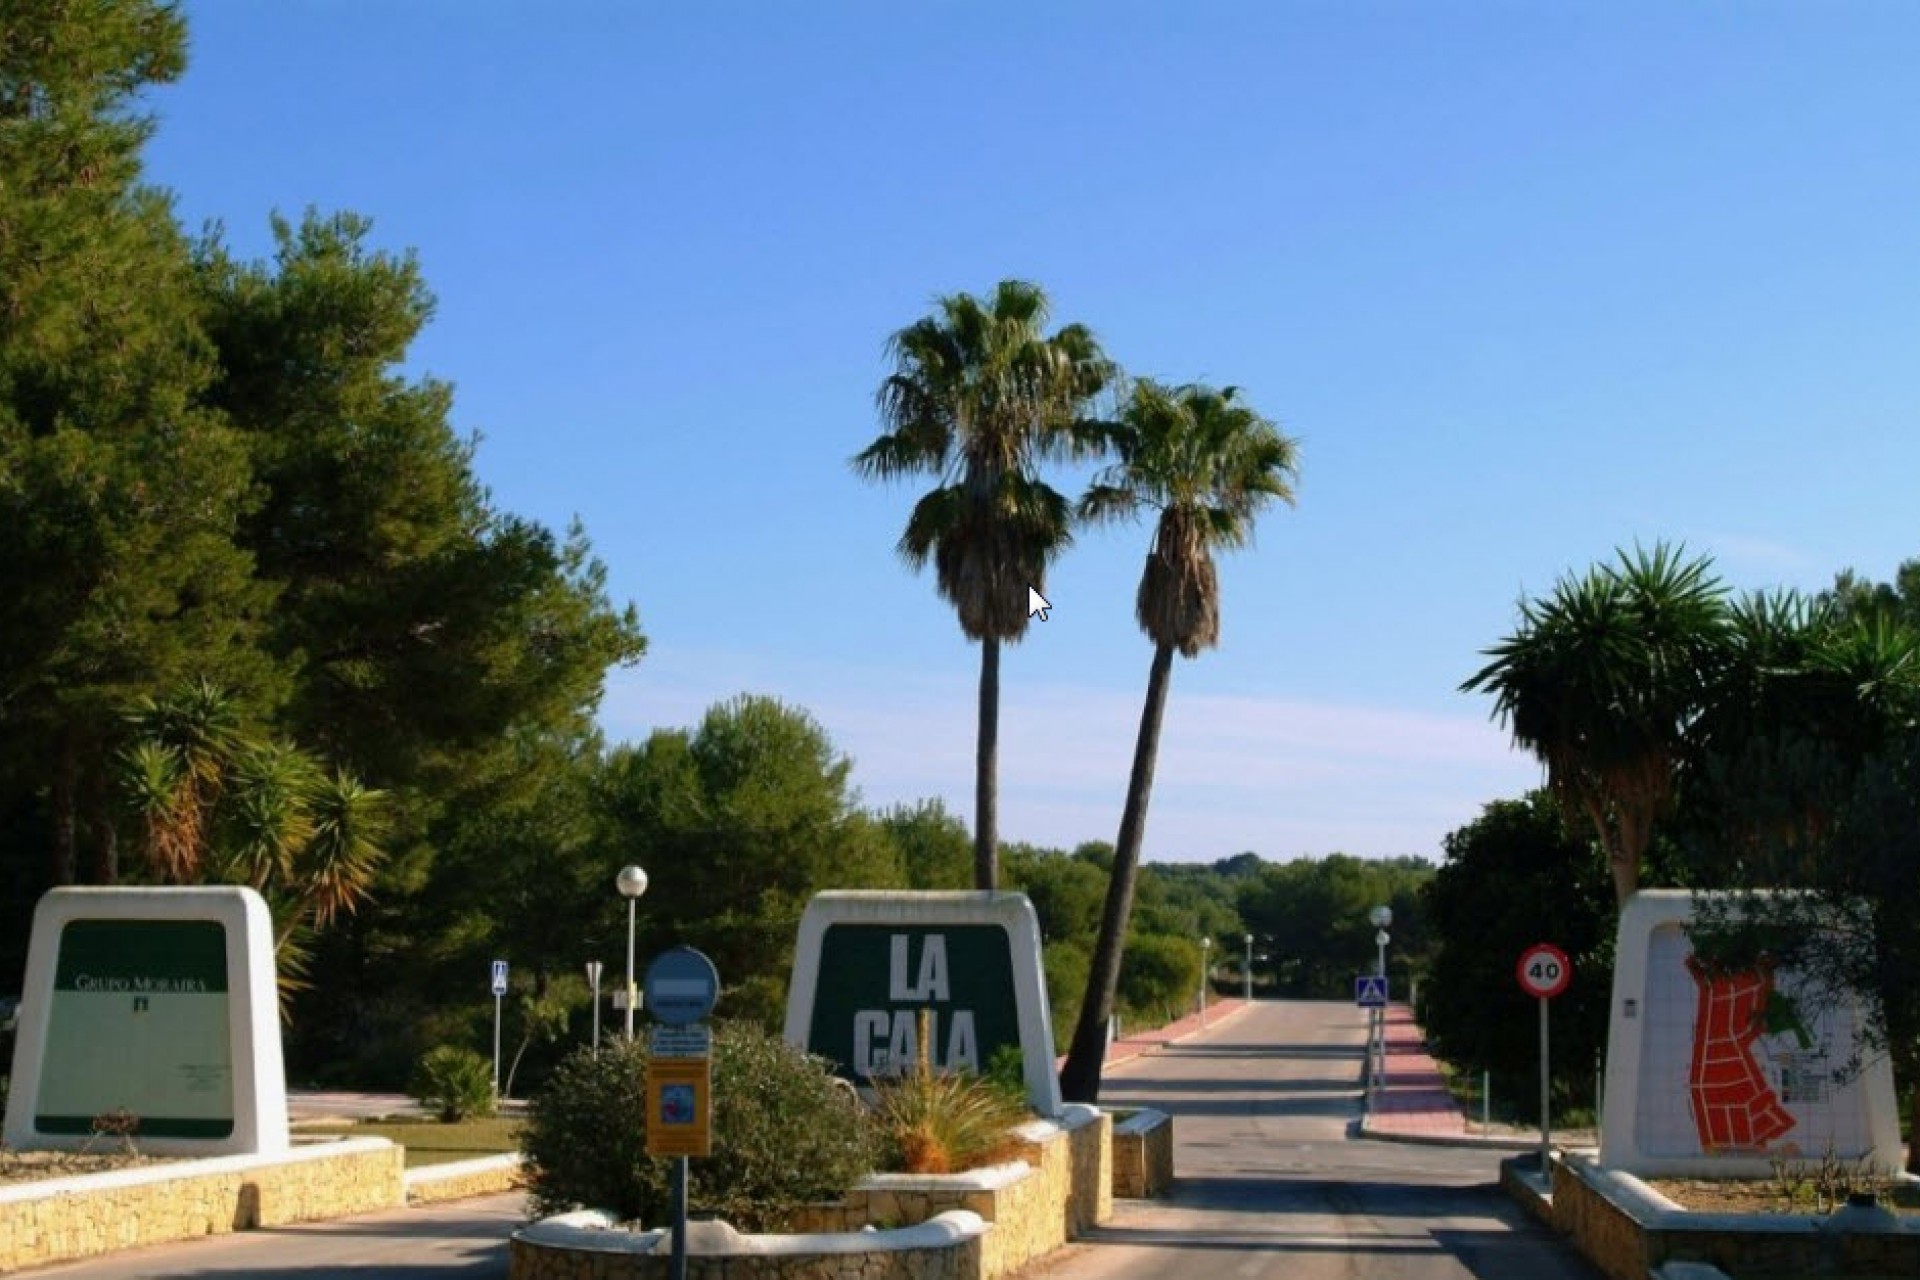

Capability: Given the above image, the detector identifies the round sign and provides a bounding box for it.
[644,946,721,1026]
[1517,943,1572,999]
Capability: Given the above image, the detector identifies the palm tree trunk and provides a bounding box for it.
[974,635,1000,890]
[84,756,118,885]
[1060,642,1175,1103]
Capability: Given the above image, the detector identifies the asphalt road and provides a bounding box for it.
[1032,1000,1601,1280]
[32,1001,1599,1279]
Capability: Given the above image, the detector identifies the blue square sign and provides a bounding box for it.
[1354,974,1388,1007]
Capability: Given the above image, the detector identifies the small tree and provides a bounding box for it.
[410,1045,496,1122]
[522,1023,878,1228]
[1463,544,1729,908]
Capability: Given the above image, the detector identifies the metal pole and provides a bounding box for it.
[1539,995,1551,1172]
[625,896,637,1040]
[1199,939,1210,1026]
[590,966,602,1052]
[492,991,503,1099]
[670,1155,689,1280]
[1595,1051,1603,1127]
[1482,1068,1491,1133]
[1376,936,1388,1090]
[1243,935,1253,1002]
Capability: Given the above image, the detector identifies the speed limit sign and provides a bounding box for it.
[1517,943,1571,999]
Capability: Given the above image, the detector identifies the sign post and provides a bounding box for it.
[584,961,603,1052]
[645,947,720,1280]
[1354,974,1389,1091]
[1516,942,1571,1172]
[490,959,509,1098]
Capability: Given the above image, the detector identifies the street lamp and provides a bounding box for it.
[1369,905,1392,1088]
[1200,936,1212,1026]
[1243,933,1254,1003]
[617,865,649,1039]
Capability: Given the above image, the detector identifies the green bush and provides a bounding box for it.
[410,1045,497,1122]
[522,1022,879,1228]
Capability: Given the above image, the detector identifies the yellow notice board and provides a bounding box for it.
[646,1057,711,1158]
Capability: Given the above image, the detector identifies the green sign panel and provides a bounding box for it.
[37,919,236,1138]
[806,923,1021,1082]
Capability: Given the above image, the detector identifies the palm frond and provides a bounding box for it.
[1096,380,1300,652]
[857,280,1113,644]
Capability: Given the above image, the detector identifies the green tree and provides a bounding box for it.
[1419,793,1614,1115]
[1115,933,1203,1026]
[853,281,1113,890]
[0,0,276,890]
[879,798,973,890]
[189,210,643,1073]
[1061,381,1299,1102]
[1462,544,1729,908]
[195,211,645,799]
[1236,854,1427,997]
[596,696,904,1028]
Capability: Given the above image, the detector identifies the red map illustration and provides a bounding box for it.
[1684,956,1796,1152]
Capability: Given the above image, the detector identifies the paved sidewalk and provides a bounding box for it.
[1357,1003,1472,1141]
[1061,997,1253,1072]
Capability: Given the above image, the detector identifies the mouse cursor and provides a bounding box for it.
[1027,587,1051,621]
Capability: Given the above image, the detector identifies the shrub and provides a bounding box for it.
[521,1023,878,1228]
[870,1011,1031,1174]
[410,1045,497,1122]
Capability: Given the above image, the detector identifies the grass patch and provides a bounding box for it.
[351,1116,521,1168]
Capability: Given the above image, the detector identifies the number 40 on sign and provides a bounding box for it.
[1517,943,1570,999]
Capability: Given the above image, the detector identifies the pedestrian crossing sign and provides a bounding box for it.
[1354,975,1388,1007]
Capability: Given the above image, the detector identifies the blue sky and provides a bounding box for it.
[142,3,1920,863]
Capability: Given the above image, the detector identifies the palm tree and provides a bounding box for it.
[121,679,388,1002]
[1462,544,1729,908]
[853,280,1113,890]
[1058,381,1299,1102]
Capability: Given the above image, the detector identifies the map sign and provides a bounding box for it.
[1600,891,1901,1178]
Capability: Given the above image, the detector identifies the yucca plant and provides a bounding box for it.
[870,1011,1031,1174]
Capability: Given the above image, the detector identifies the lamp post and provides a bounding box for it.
[585,961,603,1052]
[1243,933,1254,1003]
[1200,936,1212,1026]
[1369,905,1392,1089]
[617,865,649,1039]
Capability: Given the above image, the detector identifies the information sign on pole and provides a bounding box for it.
[646,1054,712,1157]
[490,959,509,1097]
[650,1024,713,1059]
[1517,942,1573,1170]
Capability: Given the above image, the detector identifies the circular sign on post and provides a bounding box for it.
[645,946,720,1026]
[1517,943,1572,999]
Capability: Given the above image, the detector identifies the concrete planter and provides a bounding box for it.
[1505,1149,1920,1280]
[514,1105,1122,1280]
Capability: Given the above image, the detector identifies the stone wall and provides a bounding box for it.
[781,1108,1112,1278]
[1542,1151,1920,1280]
[0,1137,403,1273]
[1111,1109,1173,1200]
[405,1152,524,1205]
